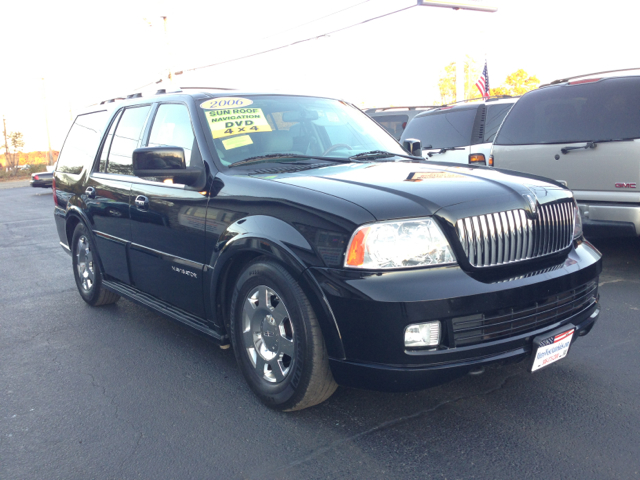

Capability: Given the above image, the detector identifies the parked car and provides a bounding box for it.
[401,96,518,164]
[53,89,601,411]
[30,171,53,188]
[491,70,640,237]
[364,106,437,139]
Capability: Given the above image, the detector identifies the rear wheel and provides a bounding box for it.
[71,223,120,306]
[230,258,337,411]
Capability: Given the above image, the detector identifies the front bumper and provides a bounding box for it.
[578,202,640,237]
[310,241,602,392]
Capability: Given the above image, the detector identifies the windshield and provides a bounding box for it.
[495,77,640,145]
[401,107,477,149]
[198,95,405,167]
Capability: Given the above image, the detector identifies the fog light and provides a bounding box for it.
[404,321,440,347]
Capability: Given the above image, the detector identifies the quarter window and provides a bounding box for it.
[56,111,108,175]
[106,106,151,175]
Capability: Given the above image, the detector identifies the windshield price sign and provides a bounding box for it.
[205,107,272,139]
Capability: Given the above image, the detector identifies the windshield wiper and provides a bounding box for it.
[229,153,351,168]
[426,147,465,157]
[348,150,424,162]
[561,138,637,154]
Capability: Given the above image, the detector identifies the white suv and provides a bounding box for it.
[400,96,518,165]
[491,71,640,238]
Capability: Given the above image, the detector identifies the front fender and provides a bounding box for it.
[205,215,346,359]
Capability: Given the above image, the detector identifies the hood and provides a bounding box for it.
[253,162,570,222]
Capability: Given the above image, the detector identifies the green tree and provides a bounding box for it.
[437,57,482,105]
[490,69,540,97]
[6,132,24,174]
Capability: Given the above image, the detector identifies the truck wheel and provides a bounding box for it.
[71,223,120,306]
[230,257,337,411]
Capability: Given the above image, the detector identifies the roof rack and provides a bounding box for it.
[99,97,126,105]
[179,86,237,91]
[549,67,640,85]
[126,93,143,99]
[365,106,438,112]
[439,95,515,107]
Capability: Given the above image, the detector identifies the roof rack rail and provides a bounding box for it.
[549,67,640,85]
[179,86,237,91]
[99,97,126,105]
[439,95,515,107]
[155,89,167,95]
[126,93,143,99]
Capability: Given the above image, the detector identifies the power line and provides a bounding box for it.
[260,0,372,40]
[184,4,416,74]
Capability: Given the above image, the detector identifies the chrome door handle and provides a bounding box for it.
[85,187,96,199]
[135,195,149,210]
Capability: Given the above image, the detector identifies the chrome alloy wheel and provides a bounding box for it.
[242,285,295,383]
[76,235,95,292]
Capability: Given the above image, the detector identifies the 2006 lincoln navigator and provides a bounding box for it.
[53,89,602,411]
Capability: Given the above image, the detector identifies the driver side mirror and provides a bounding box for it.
[402,138,422,157]
[132,147,203,186]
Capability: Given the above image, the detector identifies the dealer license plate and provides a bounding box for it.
[531,328,575,372]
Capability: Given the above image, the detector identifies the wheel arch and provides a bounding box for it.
[210,231,346,360]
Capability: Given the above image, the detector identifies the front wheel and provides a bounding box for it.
[71,222,120,306]
[230,258,337,411]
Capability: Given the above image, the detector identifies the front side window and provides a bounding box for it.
[57,111,108,174]
[197,95,404,166]
[148,104,201,167]
[495,77,640,145]
[402,108,478,148]
[106,106,151,175]
[372,114,409,140]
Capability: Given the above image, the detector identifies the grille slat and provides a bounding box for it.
[452,281,598,346]
[456,200,574,267]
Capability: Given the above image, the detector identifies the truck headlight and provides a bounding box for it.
[573,200,583,239]
[345,218,456,269]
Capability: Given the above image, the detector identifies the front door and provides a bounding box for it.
[128,103,208,318]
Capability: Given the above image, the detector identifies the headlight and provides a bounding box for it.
[573,200,583,239]
[345,218,456,269]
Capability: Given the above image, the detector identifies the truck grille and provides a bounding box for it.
[455,200,575,267]
[451,280,597,347]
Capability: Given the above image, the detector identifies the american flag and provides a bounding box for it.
[475,61,490,99]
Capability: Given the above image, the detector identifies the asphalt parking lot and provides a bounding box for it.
[1,186,639,480]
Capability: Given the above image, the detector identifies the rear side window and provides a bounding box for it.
[402,108,477,148]
[495,77,640,145]
[483,104,514,143]
[372,114,408,139]
[105,106,151,175]
[56,111,108,174]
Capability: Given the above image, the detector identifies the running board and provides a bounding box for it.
[102,279,229,345]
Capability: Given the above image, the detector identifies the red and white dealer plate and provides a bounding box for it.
[531,328,575,372]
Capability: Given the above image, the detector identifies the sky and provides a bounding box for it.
[1,0,637,152]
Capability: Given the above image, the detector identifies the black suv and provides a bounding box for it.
[53,89,602,411]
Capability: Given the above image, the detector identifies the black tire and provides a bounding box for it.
[71,222,120,307]
[230,257,337,411]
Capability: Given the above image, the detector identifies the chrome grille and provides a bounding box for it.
[456,200,574,267]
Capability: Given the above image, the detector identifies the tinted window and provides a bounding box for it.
[495,77,640,145]
[372,114,408,140]
[99,110,123,172]
[148,104,200,167]
[107,106,150,175]
[483,104,514,143]
[56,111,108,174]
[402,108,477,148]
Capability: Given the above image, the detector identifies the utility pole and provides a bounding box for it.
[42,78,53,165]
[3,116,9,171]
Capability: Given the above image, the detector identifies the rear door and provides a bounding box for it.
[493,77,640,200]
[128,103,208,319]
[86,105,152,284]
